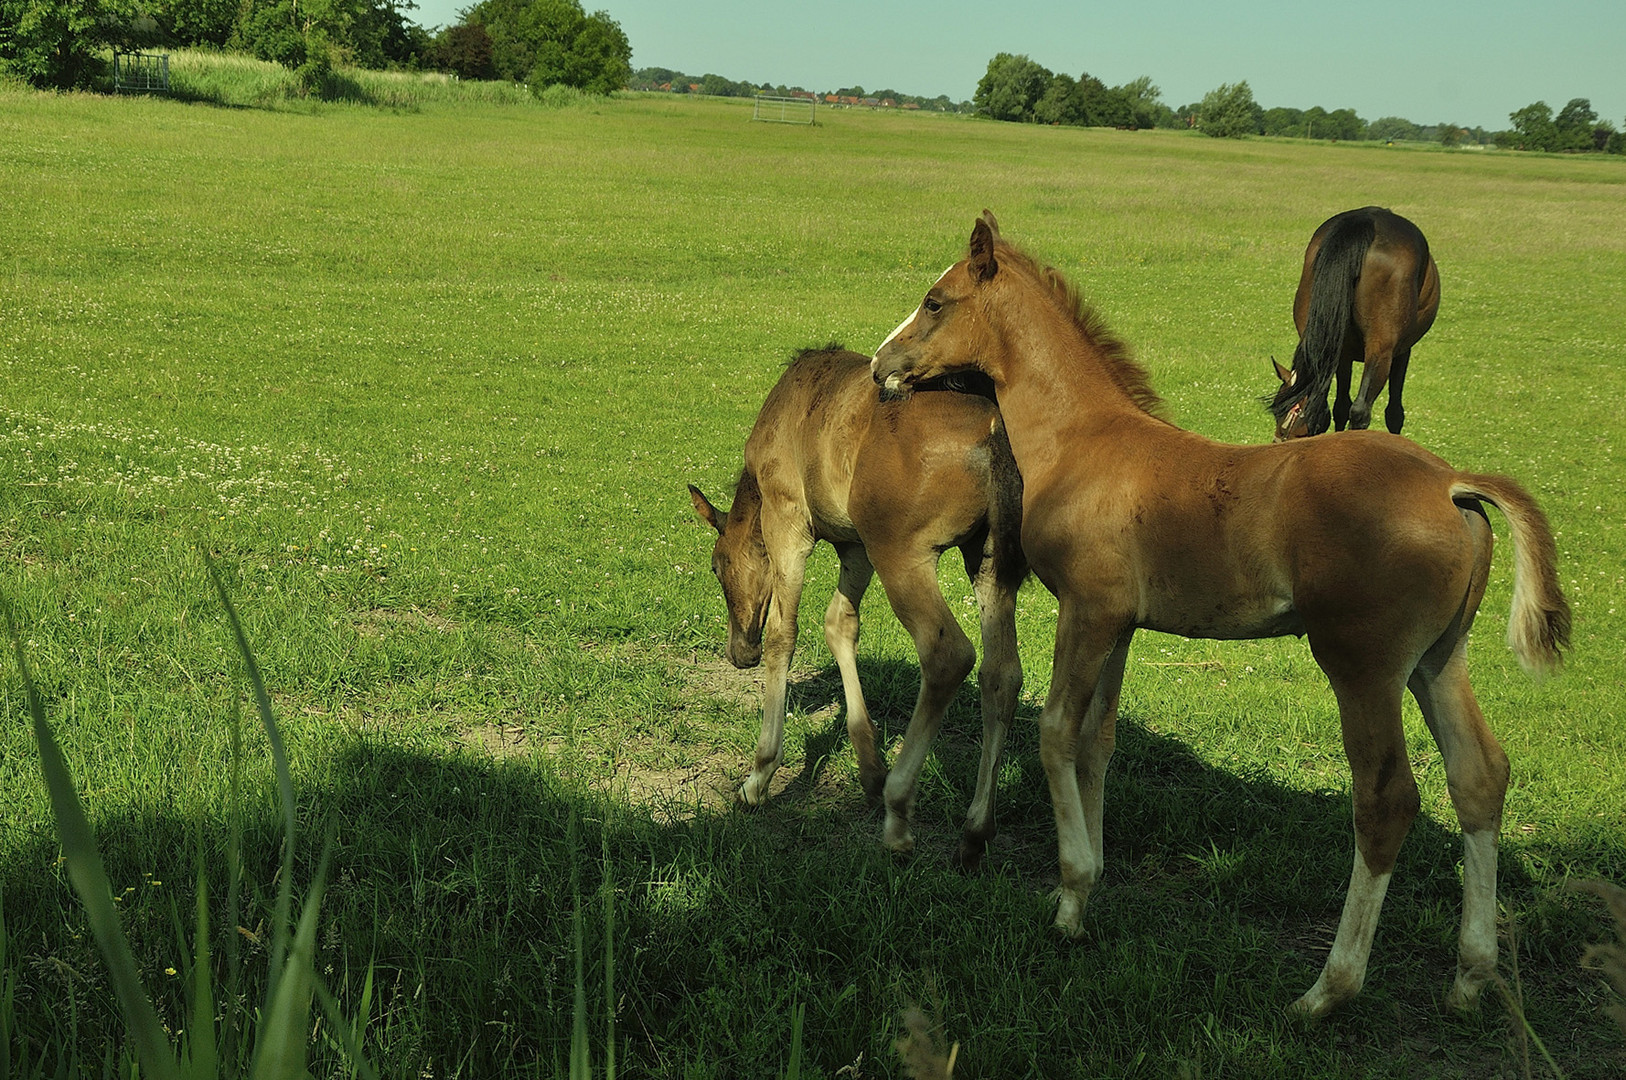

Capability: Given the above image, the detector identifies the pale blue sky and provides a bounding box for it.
[407,0,1626,132]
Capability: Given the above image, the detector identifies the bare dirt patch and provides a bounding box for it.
[353,605,461,637]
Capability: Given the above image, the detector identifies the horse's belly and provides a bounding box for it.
[1141,592,1304,641]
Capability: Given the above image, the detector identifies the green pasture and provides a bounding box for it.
[1,84,1623,1077]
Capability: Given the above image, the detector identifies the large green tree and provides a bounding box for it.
[1505,101,1558,151]
[459,0,629,91]
[973,52,1050,122]
[1554,97,1601,151]
[1117,75,1170,129]
[1197,80,1259,138]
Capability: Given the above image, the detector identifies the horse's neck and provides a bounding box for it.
[992,317,1143,476]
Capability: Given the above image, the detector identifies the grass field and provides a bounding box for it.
[2,84,1624,1077]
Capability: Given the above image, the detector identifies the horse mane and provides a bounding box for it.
[994,240,1167,419]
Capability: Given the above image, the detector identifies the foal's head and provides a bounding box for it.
[688,479,770,668]
[873,212,1161,419]
[872,211,1006,395]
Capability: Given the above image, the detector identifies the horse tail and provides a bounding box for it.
[1293,213,1377,430]
[1450,474,1571,678]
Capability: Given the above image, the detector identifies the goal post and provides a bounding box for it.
[751,95,815,125]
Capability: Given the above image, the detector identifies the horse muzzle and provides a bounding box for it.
[726,636,763,669]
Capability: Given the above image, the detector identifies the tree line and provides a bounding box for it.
[0,0,630,97]
[976,55,1625,154]
[627,67,972,113]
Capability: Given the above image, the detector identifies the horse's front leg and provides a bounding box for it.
[740,542,812,807]
[873,553,976,854]
[824,543,882,800]
[1043,609,1132,938]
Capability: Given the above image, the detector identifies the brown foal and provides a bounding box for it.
[872,214,1569,1017]
[690,346,1027,866]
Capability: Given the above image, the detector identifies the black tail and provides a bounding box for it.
[1270,212,1376,434]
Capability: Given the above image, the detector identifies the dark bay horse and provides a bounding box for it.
[873,214,1568,1017]
[689,346,1027,866]
[1268,206,1440,440]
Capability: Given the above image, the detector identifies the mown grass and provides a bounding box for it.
[1,84,1623,1076]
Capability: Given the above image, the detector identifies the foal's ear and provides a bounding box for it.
[688,484,725,533]
[979,208,1001,241]
[969,215,999,282]
[1271,357,1296,387]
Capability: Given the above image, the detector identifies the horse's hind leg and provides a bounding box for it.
[955,550,1024,872]
[1383,348,1411,435]
[1409,644,1509,1012]
[1332,357,1355,431]
[872,555,976,854]
[1349,342,1396,432]
[825,543,883,801]
[1292,673,1419,1017]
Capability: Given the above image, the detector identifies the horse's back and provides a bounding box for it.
[746,347,1010,554]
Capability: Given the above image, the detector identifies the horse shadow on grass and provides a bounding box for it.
[4,660,1622,1076]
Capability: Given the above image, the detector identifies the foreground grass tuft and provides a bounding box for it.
[3,574,373,1078]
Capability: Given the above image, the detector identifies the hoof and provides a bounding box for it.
[1288,973,1358,1020]
[1051,888,1090,940]
[1444,976,1485,1014]
[737,776,771,808]
[952,837,986,875]
[882,812,914,855]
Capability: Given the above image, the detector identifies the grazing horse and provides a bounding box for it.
[1269,206,1440,440]
[872,213,1569,1017]
[689,346,1027,866]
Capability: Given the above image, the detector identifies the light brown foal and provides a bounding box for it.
[872,214,1569,1017]
[690,346,1026,865]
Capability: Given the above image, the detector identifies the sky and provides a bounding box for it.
[407,0,1626,133]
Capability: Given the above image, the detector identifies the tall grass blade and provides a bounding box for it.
[569,806,590,1080]
[224,696,246,1071]
[205,554,298,1002]
[184,842,218,1080]
[1,893,12,1080]
[4,602,183,1080]
[249,839,332,1080]
[602,827,615,1080]
[315,969,382,1080]
[783,1001,805,1080]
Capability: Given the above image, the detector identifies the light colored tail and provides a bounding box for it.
[1451,474,1572,678]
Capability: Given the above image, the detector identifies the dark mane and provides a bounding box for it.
[994,240,1167,419]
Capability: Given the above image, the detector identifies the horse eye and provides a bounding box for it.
[922,296,942,314]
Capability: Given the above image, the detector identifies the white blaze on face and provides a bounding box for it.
[873,264,957,364]
[875,310,916,358]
